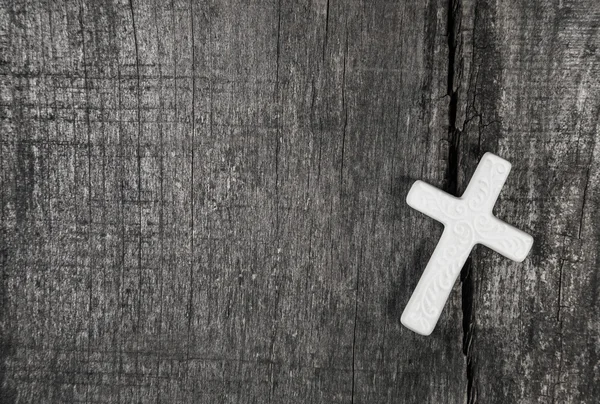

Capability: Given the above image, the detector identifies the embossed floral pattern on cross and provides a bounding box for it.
[402,152,534,336]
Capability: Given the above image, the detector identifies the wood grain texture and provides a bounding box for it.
[0,0,469,403]
[453,0,600,403]
[1,0,599,403]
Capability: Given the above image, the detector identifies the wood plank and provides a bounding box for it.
[0,0,469,402]
[454,0,600,402]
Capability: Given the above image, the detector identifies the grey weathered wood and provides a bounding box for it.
[453,0,600,403]
[2,0,599,403]
[0,0,471,402]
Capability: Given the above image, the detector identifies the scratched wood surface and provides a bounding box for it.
[0,0,598,403]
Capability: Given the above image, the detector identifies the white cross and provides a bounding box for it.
[401,152,533,336]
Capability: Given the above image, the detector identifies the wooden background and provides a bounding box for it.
[1,0,599,402]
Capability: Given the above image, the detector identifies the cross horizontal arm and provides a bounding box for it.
[406,180,466,225]
[474,216,534,262]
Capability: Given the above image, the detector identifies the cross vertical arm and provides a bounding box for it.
[461,152,512,213]
[401,228,474,335]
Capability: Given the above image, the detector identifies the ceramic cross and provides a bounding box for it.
[401,152,533,336]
